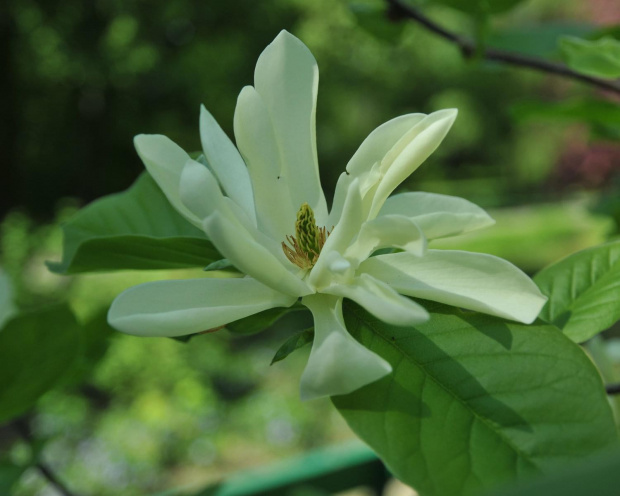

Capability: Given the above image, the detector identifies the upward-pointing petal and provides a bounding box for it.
[254,30,328,224]
[199,106,256,225]
[134,134,202,229]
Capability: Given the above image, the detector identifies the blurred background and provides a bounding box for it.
[1,0,619,494]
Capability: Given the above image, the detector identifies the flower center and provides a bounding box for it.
[282,203,329,270]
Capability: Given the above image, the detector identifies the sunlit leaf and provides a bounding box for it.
[333,301,618,496]
[533,241,620,343]
[271,328,314,364]
[559,36,620,78]
[48,173,222,274]
[0,305,80,423]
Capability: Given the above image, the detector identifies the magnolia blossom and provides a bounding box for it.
[108,31,547,400]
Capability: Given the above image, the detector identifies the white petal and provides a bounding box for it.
[234,85,296,241]
[199,106,256,225]
[308,179,363,289]
[344,214,427,266]
[204,211,312,297]
[300,294,392,401]
[360,250,547,324]
[254,30,328,224]
[179,160,289,261]
[324,274,429,327]
[108,277,296,337]
[369,109,458,219]
[329,114,427,227]
[134,134,202,228]
[347,114,427,176]
[379,192,495,240]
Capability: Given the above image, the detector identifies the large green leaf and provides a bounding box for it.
[487,448,620,496]
[333,301,618,496]
[0,305,81,423]
[560,36,620,78]
[48,173,221,274]
[533,241,620,343]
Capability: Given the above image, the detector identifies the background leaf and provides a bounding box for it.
[226,306,306,336]
[48,173,222,274]
[533,241,620,343]
[333,301,618,496]
[0,305,81,423]
[0,269,16,329]
[429,0,527,16]
[559,36,620,78]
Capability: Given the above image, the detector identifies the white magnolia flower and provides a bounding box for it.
[108,31,547,400]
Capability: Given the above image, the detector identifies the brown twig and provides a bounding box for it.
[385,0,620,96]
[12,419,80,496]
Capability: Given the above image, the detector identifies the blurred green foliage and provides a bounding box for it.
[2,0,620,494]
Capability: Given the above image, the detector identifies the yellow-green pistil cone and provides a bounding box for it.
[282,203,328,270]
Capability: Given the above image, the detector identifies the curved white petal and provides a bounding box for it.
[108,277,296,337]
[360,250,547,324]
[199,106,256,225]
[369,109,458,219]
[134,134,202,228]
[379,192,495,240]
[254,30,328,224]
[324,274,429,327]
[204,211,312,298]
[300,294,392,401]
[344,214,426,266]
[234,85,297,241]
[329,114,426,227]
[347,114,427,176]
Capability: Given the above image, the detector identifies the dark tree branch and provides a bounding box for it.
[606,383,620,395]
[12,419,80,496]
[386,0,620,96]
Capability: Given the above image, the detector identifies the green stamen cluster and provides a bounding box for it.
[282,203,328,270]
[296,203,321,258]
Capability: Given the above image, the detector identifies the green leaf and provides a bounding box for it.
[488,23,593,58]
[333,301,618,496]
[511,99,620,128]
[226,305,306,336]
[0,305,81,423]
[271,328,314,365]
[560,36,620,78]
[486,448,620,496]
[48,173,222,274]
[533,241,620,343]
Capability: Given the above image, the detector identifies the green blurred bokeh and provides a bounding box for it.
[1,0,620,494]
